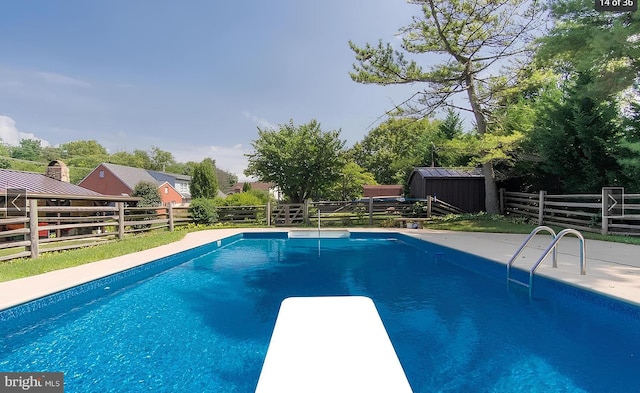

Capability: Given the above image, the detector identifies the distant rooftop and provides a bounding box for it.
[0,168,103,196]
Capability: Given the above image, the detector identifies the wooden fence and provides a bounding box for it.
[308,198,464,227]
[0,201,193,262]
[0,196,467,262]
[501,189,640,236]
[216,205,267,224]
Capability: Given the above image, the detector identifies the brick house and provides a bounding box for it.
[79,163,188,206]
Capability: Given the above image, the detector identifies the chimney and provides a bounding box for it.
[46,160,70,182]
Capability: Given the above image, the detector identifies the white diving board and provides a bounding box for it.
[255,296,413,393]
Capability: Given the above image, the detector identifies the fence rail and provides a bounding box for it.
[3,188,638,263]
[0,196,470,261]
[501,189,640,236]
[0,202,193,262]
[308,197,465,227]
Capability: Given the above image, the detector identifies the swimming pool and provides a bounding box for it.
[1,232,639,392]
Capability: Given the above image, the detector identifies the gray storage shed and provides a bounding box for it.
[407,167,485,212]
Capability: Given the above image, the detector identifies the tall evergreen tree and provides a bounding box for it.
[190,158,218,199]
[350,0,544,212]
[527,74,624,192]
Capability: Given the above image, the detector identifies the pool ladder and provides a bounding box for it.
[507,226,586,298]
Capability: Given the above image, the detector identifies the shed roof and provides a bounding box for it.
[411,167,484,179]
[0,168,103,196]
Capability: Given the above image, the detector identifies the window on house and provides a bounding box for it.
[99,170,104,178]
[164,187,169,194]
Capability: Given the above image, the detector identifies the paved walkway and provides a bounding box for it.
[404,229,640,305]
[1,228,639,310]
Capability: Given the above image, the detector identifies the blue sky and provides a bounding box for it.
[0,0,425,179]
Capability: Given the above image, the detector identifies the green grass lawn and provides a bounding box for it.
[424,213,640,245]
[0,230,188,283]
[424,215,538,234]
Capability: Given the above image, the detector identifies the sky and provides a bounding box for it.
[0,0,425,180]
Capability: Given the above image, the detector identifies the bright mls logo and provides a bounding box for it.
[5,189,27,218]
[0,372,63,392]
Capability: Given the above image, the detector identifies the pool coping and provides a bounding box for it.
[1,228,639,310]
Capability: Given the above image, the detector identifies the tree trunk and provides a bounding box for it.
[465,62,500,214]
[482,162,500,213]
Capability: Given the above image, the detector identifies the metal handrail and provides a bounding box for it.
[527,228,586,288]
[506,226,557,283]
[507,227,587,298]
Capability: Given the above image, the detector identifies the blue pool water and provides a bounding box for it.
[1,233,640,392]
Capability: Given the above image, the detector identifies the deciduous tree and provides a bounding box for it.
[109,149,154,169]
[132,181,162,206]
[350,117,438,184]
[150,146,176,172]
[245,119,346,203]
[59,140,109,168]
[11,139,43,162]
[326,161,377,201]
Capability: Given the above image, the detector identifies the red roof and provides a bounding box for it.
[231,182,275,193]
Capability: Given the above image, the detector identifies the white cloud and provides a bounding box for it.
[0,115,50,146]
[242,111,277,130]
[35,71,92,88]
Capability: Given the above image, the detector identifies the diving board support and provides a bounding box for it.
[255,296,413,393]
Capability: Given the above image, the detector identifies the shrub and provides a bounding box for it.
[221,192,264,206]
[131,181,162,229]
[189,198,218,225]
[132,181,162,207]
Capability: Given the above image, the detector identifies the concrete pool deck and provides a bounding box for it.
[1,228,639,310]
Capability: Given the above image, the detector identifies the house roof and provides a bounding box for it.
[0,168,103,196]
[100,163,159,190]
[411,167,484,179]
[231,182,275,193]
[146,170,192,185]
